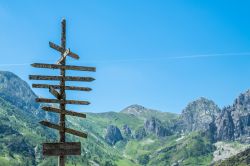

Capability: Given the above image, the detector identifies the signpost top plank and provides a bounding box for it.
[49,42,80,60]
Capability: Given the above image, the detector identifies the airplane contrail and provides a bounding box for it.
[86,52,250,63]
[168,52,250,59]
[0,52,250,66]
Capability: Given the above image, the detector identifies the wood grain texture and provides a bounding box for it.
[40,121,87,138]
[43,142,81,156]
[31,63,96,72]
[41,106,86,118]
[49,42,79,60]
[32,84,92,91]
[36,98,90,105]
[29,75,95,82]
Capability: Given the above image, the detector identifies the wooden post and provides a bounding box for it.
[59,18,66,166]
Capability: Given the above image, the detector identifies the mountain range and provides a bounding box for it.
[0,71,249,166]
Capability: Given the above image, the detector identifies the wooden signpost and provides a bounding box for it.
[29,19,95,166]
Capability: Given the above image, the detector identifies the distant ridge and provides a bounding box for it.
[0,70,249,165]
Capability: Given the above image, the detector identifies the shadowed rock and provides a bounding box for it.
[105,125,123,145]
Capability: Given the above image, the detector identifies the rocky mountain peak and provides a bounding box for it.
[0,71,38,111]
[180,97,220,132]
[233,90,250,112]
[183,97,219,113]
[216,89,250,142]
[121,104,147,115]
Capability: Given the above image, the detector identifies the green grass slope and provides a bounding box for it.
[0,95,217,166]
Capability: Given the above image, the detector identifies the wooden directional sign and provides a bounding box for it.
[29,19,95,166]
[43,142,81,156]
[29,75,95,82]
[32,84,92,91]
[49,42,64,53]
[49,42,80,59]
[40,121,87,138]
[31,63,96,72]
[36,98,90,105]
[42,106,86,118]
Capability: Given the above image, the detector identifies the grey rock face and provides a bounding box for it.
[0,71,58,123]
[144,117,171,137]
[134,127,147,140]
[216,107,235,141]
[216,90,250,142]
[180,97,220,132]
[123,124,132,137]
[105,125,123,145]
[232,91,250,140]
[179,91,250,143]
[0,71,38,112]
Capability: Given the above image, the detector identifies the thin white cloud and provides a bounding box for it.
[0,52,250,66]
[168,52,250,59]
[87,52,250,63]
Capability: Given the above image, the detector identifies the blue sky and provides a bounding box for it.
[0,1,250,113]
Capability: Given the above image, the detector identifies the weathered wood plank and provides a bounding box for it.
[43,142,81,156]
[49,86,61,99]
[29,75,95,82]
[49,42,79,60]
[41,106,86,118]
[29,75,61,81]
[31,63,96,72]
[36,98,90,105]
[32,84,92,91]
[49,41,64,53]
[40,121,87,138]
[68,51,79,60]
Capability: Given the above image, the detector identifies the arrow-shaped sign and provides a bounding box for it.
[31,63,96,72]
[32,84,92,91]
[29,75,95,82]
[41,106,86,118]
[36,98,90,105]
[49,42,79,60]
[40,121,87,138]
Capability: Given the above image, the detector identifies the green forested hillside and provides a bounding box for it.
[0,94,214,166]
[0,71,249,166]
